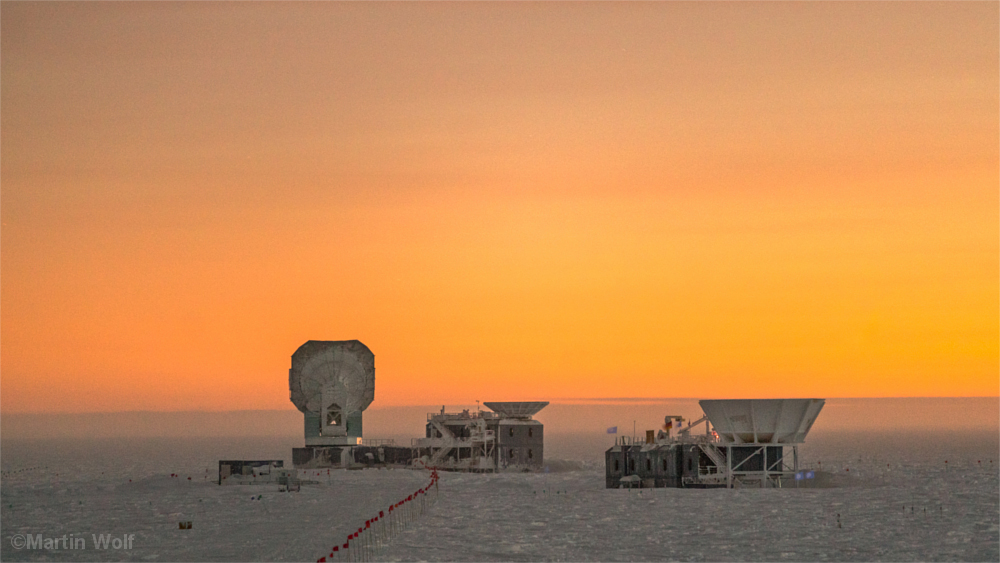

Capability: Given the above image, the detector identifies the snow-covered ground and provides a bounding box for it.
[2,431,997,561]
[384,463,998,562]
[1,464,428,562]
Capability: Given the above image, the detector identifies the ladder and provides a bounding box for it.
[698,443,727,471]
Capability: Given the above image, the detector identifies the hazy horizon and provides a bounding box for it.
[2,394,997,414]
[4,397,996,441]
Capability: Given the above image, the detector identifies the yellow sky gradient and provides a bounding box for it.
[2,3,997,412]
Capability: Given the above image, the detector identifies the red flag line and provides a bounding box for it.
[318,470,440,562]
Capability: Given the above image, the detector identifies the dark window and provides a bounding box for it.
[509,427,514,437]
[629,459,635,472]
[687,458,693,471]
[326,404,342,426]
[646,459,651,471]
[528,428,533,438]
[662,459,667,471]
[528,449,533,459]
[614,459,619,471]
[509,449,515,459]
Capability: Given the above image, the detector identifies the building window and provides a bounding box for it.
[528,428,533,438]
[528,449,533,459]
[687,458,693,471]
[646,459,651,471]
[326,404,342,426]
[629,459,635,472]
[509,427,514,437]
[509,449,515,459]
[614,459,619,472]
[662,459,667,472]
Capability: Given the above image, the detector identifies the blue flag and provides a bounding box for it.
[794,471,804,481]
[607,426,617,434]
[805,470,815,480]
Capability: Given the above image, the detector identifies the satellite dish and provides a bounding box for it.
[699,399,824,444]
[289,340,375,421]
[483,402,549,418]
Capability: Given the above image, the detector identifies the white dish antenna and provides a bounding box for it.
[483,402,549,418]
[289,340,375,417]
[699,399,824,444]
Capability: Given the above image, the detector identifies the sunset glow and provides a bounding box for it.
[2,2,997,412]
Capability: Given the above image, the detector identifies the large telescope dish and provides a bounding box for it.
[699,398,824,444]
[483,402,549,417]
[289,340,375,415]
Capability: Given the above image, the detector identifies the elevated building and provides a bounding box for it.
[605,399,824,489]
[412,402,548,472]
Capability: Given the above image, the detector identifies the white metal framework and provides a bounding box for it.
[607,399,825,489]
[415,409,498,470]
[700,399,824,488]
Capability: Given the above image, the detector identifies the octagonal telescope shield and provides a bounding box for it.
[289,340,375,416]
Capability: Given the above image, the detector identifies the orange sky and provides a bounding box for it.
[2,2,997,413]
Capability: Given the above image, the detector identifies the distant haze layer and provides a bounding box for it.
[2,398,995,441]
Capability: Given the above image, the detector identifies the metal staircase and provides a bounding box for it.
[699,443,727,471]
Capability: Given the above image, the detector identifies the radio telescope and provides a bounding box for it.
[289,340,375,446]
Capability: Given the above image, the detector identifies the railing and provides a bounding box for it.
[614,436,641,446]
[614,433,722,447]
[360,439,396,447]
[412,433,495,448]
[426,411,498,421]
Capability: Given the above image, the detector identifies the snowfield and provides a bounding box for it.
[2,431,997,561]
[1,466,429,562]
[384,465,998,562]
